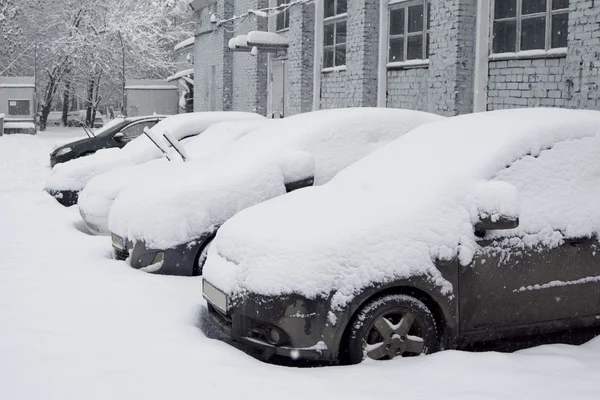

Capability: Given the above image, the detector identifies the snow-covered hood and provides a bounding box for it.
[203,108,600,308]
[44,112,264,192]
[78,119,271,226]
[108,108,444,249]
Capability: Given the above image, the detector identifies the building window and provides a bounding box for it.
[276,0,290,31]
[323,0,347,69]
[493,0,569,54]
[388,0,430,63]
[8,100,30,116]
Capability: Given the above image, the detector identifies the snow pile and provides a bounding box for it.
[44,112,264,192]
[203,108,600,308]
[109,108,443,249]
[78,119,271,234]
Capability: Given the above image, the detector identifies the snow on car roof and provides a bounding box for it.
[44,112,264,192]
[108,108,444,249]
[202,108,600,308]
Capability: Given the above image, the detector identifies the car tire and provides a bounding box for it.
[341,294,438,365]
[193,238,213,276]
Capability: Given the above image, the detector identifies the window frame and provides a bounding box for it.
[491,0,569,55]
[387,0,430,66]
[7,99,31,116]
[276,0,290,32]
[322,0,347,70]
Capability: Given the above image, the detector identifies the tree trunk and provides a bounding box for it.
[86,77,94,127]
[61,77,70,126]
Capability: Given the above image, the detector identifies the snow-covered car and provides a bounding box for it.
[78,119,271,235]
[108,108,444,276]
[49,116,165,168]
[45,112,264,206]
[202,108,600,364]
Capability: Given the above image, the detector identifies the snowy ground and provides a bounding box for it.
[1,129,600,400]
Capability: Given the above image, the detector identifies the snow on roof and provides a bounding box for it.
[174,37,195,51]
[166,68,194,82]
[108,108,444,250]
[124,85,178,90]
[45,112,265,192]
[0,83,35,88]
[203,108,600,308]
[4,122,35,129]
[78,119,272,233]
[246,31,288,47]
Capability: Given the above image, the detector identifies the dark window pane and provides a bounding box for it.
[337,0,347,15]
[495,0,516,19]
[426,32,430,58]
[276,12,285,31]
[389,37,405,62]
[325,0,335,18]
[336,21,346,44]
[551,13,568,48]
[323,48,334,68]
[427,2,431,30]
[408,4,424,33]
[335,45,346,66]
[389,8,405,36]
[522,0,547,15]
[493,20,517,53]
[407,35,424,59]
[552,0,569,9]
[324,23,334,46]
[8,99,30,116]
[521,16,546,50]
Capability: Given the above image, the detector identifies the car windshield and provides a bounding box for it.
[93,119,128,138]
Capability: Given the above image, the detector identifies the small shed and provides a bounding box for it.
[0,76,36,134]
[124,79,178,117]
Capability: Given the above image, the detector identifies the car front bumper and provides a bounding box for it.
[46,189,79,207]
[79,208,109,235]
[203,280,337,362]
[111,234,209,276]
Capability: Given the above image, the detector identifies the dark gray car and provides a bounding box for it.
[202,108,600,364]
[49,116,164,168]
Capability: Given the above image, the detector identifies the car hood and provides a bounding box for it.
[108,155,288,250]
[52,137,98,155]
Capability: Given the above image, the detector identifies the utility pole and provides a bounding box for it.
[34,41,38,134]
[117,31,126,117]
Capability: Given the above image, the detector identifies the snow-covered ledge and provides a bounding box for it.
[229,31,288,53]
[489,48,568,61]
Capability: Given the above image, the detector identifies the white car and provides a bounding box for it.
[44,112,264,206]
[201,108,600,364]
[108,107,444,276]
[78,119,270,235]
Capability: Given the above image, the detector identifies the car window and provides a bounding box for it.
[119,120,158,142]
[491,135,600,238]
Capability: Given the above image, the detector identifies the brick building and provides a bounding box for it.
[189,0,600,117]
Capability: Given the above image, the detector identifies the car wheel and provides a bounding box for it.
[193,238,213,276]
[342,294,438,364]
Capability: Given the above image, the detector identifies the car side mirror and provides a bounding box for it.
[473,180,520,237]
[280,151,315,193]
[113,132,125,142]
[475,214,519,232]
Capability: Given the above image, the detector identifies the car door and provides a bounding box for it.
[117,119,159,145]
[459,135,600,332]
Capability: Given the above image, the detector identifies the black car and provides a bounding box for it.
[202,108,600,364]
[49,116,165,168]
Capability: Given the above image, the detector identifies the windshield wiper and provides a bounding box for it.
[163,131,188,162]
[143,127,172,161]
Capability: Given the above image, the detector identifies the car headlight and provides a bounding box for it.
[55,147,72,157]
